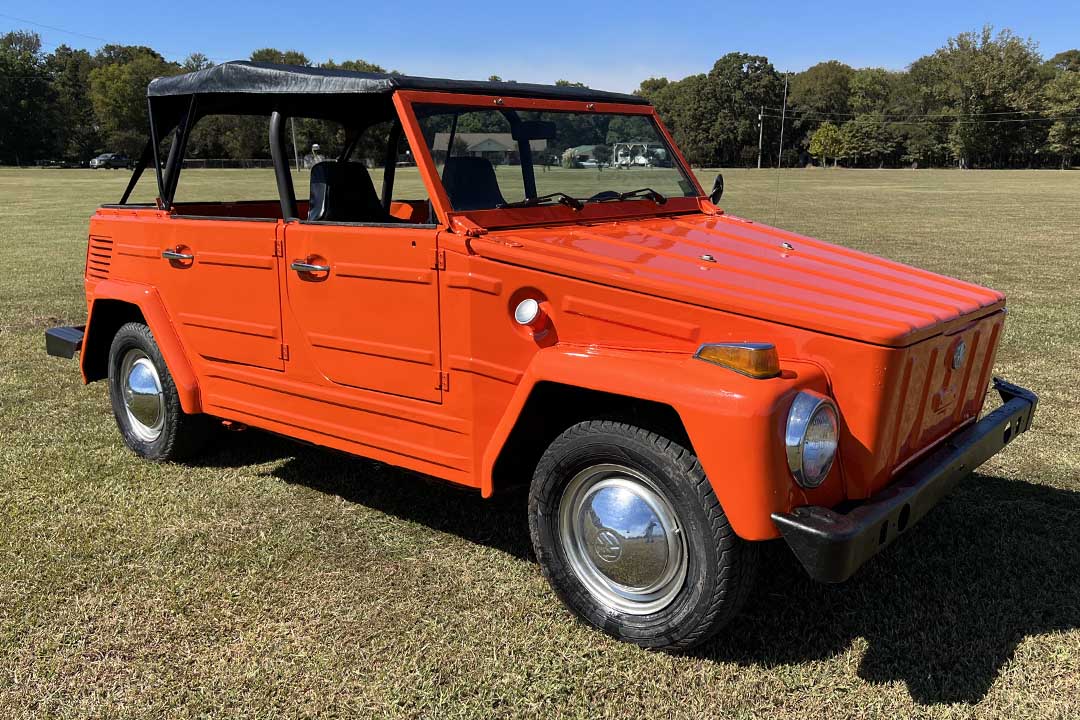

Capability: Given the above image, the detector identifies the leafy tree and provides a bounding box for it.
[1044,71,1080,167]
[809,121,843,166]
[93,44,164,68]
[250,48,310,66]
[591,143,612,168]
[649,74,716,165]
[635,77,669,97]
[849,68,900,114]
[912,27,1044,167]
[45,45,100,160]
[706,53,785,165]
[839,114,901,167]
[89,48,180,155]
[1046,50,1080,73]
[790,60,854,123]
[182,53,213,72]
[323,58,386,73]
[0,31,56,164]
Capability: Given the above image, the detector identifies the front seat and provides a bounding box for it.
[441,156,506,211]
[308,161,397,223]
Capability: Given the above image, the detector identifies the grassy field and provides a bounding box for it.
[1,166,1078,719]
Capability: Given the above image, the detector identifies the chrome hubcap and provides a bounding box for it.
[120,349,164,442]
[558,464,688,615]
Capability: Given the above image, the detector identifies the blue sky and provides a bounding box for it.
[4,1,1078,92]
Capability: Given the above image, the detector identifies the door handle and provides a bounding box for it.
[162,249,194,261]
[291,260,331,273]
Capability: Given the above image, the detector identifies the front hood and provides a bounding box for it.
[467,213,1004,347]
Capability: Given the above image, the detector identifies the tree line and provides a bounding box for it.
[1,26,1078,168]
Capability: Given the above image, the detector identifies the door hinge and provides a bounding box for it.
[437,371,450,392]
[432,248,446,270]
[274,239,284,257]
[280,344,290,361]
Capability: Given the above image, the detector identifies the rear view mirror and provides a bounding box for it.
[709,173,724,204]
[512,120,557,142]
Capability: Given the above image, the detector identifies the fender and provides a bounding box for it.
[83,279,203,414]
[481,345,836,540]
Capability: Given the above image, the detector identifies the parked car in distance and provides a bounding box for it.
[46,61,1037,651]
[89,153,131,169]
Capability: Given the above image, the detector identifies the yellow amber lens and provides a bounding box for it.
[694,343,780,379]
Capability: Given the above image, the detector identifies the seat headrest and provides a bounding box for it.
[308,161,391,223]
[441,156,506,211]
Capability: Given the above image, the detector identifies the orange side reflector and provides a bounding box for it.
[694,343,781,379]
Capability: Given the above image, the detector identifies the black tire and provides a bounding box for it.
[529,420,757,651]
[107,322,211,461]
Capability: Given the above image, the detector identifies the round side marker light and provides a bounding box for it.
[514,298,541,326]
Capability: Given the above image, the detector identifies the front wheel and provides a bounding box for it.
[107,322,210,461]
[529,420,757,651]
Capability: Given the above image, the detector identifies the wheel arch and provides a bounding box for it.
[82,281,202,414]
[490,381,692,497]
[482,346,829,540]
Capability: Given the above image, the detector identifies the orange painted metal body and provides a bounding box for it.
[80,91,1008,541]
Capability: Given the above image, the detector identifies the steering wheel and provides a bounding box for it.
[588,190,620,201]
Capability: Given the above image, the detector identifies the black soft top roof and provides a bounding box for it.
[148,61,649,105]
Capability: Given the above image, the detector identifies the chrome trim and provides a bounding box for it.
[694,341,775,356]
[290,260,331,273]
[557,463,688,615]
[785,391,839,488]
[120,348,165,443]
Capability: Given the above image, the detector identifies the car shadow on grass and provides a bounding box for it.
[194,433,1077,706]
[196,429,535,561]
[694,474,1080,705]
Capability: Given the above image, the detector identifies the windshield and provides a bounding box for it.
[413,105,698,212]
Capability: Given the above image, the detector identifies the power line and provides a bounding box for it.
[761,106,1076,120]
[0,11,231,62]
[759,112,1080,125]
[0,12,109,44]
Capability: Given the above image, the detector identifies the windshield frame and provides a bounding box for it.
[393,89,704,228]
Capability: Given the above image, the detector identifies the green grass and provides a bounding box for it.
[2,167,1079,718]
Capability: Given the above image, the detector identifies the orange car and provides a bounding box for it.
[46,62,1037,650]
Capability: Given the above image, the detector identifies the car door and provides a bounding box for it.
[155,216,285,371]
[282,222,443,402]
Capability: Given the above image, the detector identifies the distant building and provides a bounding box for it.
[432,133,547,165]
[612,141,669,167]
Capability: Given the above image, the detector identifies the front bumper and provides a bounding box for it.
[772,378,1037,583]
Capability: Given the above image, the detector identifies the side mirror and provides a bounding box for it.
[709,173,724,204]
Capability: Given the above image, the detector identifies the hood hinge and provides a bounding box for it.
[450,215,488,238]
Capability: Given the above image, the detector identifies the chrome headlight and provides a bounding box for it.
[785,391,839,488]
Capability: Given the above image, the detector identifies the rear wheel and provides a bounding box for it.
[107,322,210,461]
[529,420,757,650]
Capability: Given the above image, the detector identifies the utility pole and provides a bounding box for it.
[757,105,764,169]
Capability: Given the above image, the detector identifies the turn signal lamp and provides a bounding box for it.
[694,342,780,379]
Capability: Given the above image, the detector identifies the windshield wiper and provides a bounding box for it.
[497,192,583,211]
[585,187,668,205]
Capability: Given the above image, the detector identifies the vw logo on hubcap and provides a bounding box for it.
[594,529,622,563]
